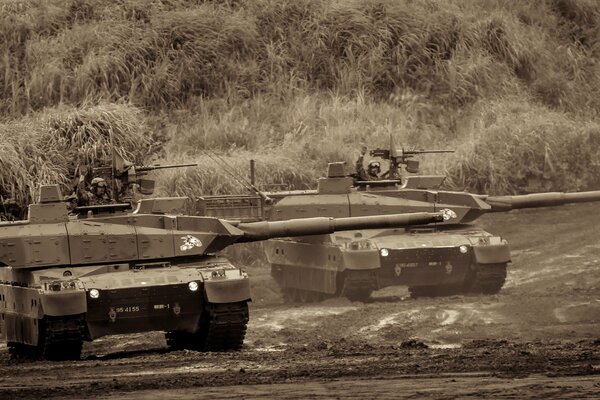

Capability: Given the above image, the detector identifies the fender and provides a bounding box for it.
[203,278,251,304]
[472,244,511,264]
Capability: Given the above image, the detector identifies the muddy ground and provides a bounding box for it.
[1,203,599,399]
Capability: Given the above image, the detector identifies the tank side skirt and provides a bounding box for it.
[0,284,43,344]
[266,241,340,294]
[36,315,85,360]
[204,277,251,304]
[271,263,338,294]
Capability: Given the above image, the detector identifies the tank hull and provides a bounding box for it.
[266,225,510,301]
[0,257,250,360]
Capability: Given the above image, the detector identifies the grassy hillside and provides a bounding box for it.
[1,0,600,203]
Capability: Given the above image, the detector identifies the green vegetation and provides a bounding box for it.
[1,0,600,203]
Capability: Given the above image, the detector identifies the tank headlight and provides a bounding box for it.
[459,245,469,254]
[188,281,199,292]
[380,248,389,257]
[89,289,100,299]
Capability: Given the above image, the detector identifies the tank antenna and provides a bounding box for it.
[109,129,118,202]
[201,149,272,203]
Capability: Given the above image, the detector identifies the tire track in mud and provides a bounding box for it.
[97,374,600,400]
[1,339,599,399]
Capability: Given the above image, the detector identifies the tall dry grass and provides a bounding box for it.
[156,152,319,197]
[1,0,600,201]
[444,99,600,194]
[0,103,152,205]
[1,0,598,116]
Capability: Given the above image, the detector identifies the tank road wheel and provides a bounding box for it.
[466,263,508,295]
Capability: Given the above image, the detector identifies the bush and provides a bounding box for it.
[0,103,152,206]
[445,100,600,194]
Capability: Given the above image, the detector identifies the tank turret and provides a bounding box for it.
[0,185,448,360]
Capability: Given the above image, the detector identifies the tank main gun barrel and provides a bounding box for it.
[482,190,600,212]
[235,211,449,242]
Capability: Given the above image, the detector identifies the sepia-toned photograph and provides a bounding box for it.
[1,0,599,398]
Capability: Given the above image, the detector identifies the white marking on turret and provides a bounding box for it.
[180,235,202,251]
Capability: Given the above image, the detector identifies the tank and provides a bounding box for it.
[196,155,600,302]
[0,185,447,360]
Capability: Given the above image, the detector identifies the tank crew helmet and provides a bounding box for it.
[90,177,107,188]
[367,161,381,176]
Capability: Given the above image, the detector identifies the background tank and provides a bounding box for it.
[196,156,600,302]
[0,185,446,360]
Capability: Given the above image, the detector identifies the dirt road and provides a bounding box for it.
[1,203,599,399]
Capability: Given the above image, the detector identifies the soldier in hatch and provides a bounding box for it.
[367,161,381,180]
[78,177,113,206]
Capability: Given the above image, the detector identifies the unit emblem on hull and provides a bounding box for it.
[394,265,402,276]
[445,261,453,275]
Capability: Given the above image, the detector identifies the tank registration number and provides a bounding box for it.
[115,306,141,313]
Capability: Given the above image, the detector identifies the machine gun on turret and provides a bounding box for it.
[85,152,197,204]
[370,147,455,179]
[353,135,453,187]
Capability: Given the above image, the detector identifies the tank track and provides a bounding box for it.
[408,263,508,298]
[8,316,84,361]
[280,272,376,303]
[166,301,249,352]
[199,302,249,351]
[467,263,507,294]
[341,273,376,302]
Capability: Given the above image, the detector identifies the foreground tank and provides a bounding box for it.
[0,185,447,360]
